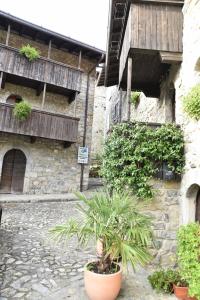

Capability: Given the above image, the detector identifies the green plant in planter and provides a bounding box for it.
[177,222,200,300]
[19,44,40,61]
[50,192,154,274]
[148,269,187,294]
[131,91,141,106]
[13,101,32,121]
[183,84,200,120]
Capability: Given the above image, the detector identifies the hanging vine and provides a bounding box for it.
[101,122,185,199]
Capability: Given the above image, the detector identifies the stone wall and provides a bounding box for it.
[142,180,180,266]
[91,86,106,162]
[175,0,200,224]
[0,28,97,194]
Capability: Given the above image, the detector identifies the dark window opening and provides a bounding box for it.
[6,94,22,105]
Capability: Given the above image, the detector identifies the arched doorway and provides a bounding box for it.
[0,149,26,193]
[196,190,200,222]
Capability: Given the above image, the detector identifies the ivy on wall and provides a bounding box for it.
[101,122,185,199]
[183,84,200,120]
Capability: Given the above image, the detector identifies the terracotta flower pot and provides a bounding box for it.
[173,284,197,300]
[84,262,122,300]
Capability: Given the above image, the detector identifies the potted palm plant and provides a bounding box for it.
[50,192,153,300]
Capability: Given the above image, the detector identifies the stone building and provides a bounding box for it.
[0,11,104,194]
[98,0,200,265]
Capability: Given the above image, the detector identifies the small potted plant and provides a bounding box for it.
[148,269,183,295]
[173,280,196,300]
[131,91,141,107]
[13,101,32,121]
[50,192,153,300]
[19,44,40,62]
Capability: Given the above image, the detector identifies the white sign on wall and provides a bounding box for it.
[78,146,89,164]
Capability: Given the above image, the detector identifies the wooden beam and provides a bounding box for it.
[41,83,47,108]
[159,51,182,64]
[48,40,52,59]
[5,24,10,46]
[127,57,132,121]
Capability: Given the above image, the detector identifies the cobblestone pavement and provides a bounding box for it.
[0,201,176,300]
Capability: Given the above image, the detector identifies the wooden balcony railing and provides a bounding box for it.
[0,103,79,143]
[0,43,82,93]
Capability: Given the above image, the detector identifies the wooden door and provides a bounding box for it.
[195,190,200,222]
[0,149,26,193]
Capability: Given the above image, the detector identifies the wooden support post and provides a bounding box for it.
[48,40,52,59]
[6,24,10,46]
[78,51,82,69]
[41,83,47,108]
[0,72,3,90]
[127,57,132,121]
[119,87,122,122]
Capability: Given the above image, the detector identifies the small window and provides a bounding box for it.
[6,94,22,105]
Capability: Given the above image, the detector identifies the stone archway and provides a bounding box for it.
[0,149,27,193]
[185,183,200,223]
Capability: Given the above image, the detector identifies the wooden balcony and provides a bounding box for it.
[0,103,79,143]
[0,43,82,96]
[118,1,183,97]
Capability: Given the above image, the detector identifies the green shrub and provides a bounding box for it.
[148,269,186,294]
[131,91,141,106]
[20,44,40,61]
[101,122,185,199]
[14,101,32,121]
[183,84,200,120]
[177,222,200,299]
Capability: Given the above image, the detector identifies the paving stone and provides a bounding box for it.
[32,283,49,295]
[6,258,15,264]
[0,201,176,300]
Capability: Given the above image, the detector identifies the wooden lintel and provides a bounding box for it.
[63,141,72,149]
[159,51,182,64]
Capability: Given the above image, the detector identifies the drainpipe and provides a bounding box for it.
[80,54,105,192]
